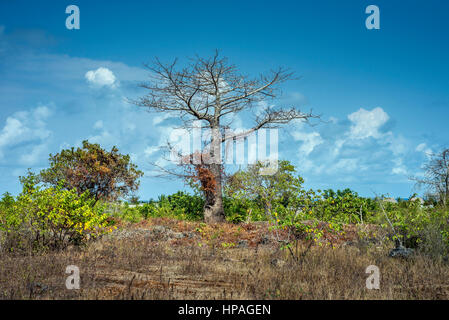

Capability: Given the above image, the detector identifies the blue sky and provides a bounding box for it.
[0,0,448,200]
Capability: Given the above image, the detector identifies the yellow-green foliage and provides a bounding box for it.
[0,172,114,252]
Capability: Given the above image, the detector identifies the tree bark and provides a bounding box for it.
[203,162,226,223]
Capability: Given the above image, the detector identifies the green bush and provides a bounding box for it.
[381,200,449,255]
[224,197,251,223]
[0,172,113,253]
[311,189,379,224]
[107,192,205,222]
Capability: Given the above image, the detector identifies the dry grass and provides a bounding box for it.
[1,218,449,300]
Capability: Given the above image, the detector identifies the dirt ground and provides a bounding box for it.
[1,218,449,300]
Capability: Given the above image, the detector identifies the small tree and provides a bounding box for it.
[226,160,324,261]
[225,160,306,218]
[40,140,143,203]
[0,171,113,252]
[412,148,449,206]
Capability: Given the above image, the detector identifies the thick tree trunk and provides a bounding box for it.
[203,164,226,223]
[203,124,226,223]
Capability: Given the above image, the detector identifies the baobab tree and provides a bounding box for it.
[134,51,318,223]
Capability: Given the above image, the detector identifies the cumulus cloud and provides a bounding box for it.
[391,158,407,175]
[347,107,389,140]
[392,166,407,175]
[0,106,52,164]
[87,129,114,146]
[85,67,118,88]
[292,131,324,156]
[416,143,432,158]
[19,144,47,166]
[0,106,51,148]
[0,37,188,196]
[0,26,433,198]
[0,117,26,148]
[288,107,420,187]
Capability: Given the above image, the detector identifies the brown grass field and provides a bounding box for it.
[1,218,449,300]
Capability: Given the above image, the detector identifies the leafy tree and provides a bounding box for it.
[225,160,307,217]
[39,140,143,203]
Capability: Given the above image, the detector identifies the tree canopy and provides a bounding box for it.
[39,140,143,203]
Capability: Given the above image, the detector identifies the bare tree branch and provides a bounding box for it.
[410,148,449,205]
[131,51,321,222]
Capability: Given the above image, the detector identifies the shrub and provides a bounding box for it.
[106,192,204,222]
[226,160,308,221]
[223,197,249,223]
[39,140,143,203]
[381,200,449,256]
[311,189,379,224]
[0,172,113,253]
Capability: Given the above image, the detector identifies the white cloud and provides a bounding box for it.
[416,143,426,152]
[0,106,51,149]
[290,106,418,184]
[85,67,118,88]
[34,106,51,119]
[152,113,172,125]
[19,144,47,166]
[347,107,389,140]
[144,146,159,157]
[88,129,113,146]
[384,133,408,156]
[93,120,104,129]
[391,158,407,175]
[0,117,26,147]
[331,158,358,172]
[292,131,324,156]
[0,106,52,164]
[392,166,407,175]
[332,139,345,157]
[416,143,432,158]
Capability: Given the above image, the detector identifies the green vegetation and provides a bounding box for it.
[0,141,143,253]
[40,140,143,203]
[1,142,448,261]
[0,171,113,252]
[1,142,449,300]
[108,191,205,223]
